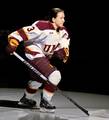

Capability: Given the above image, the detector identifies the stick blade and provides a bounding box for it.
[89,109,109,118]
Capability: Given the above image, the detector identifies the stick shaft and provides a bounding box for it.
[13,52,47,81]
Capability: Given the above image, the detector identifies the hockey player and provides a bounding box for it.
[6,8,70,112]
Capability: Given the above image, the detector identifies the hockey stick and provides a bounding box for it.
[12,51,89,116]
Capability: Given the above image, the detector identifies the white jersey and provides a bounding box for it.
[8,20,70,60]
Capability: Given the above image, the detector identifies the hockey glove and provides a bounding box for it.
[53,48,69,63]
[6,39,19,55]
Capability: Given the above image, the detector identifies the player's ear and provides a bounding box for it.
[52,18,55,23]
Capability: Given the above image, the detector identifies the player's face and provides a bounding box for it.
[53,12,65,28]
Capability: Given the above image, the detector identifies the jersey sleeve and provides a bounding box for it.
[54,28,70,53]
[52,28,70,62]
[8,21,45,43]
[59,29,70,49]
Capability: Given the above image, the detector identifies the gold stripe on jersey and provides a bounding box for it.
[64,48,69,57]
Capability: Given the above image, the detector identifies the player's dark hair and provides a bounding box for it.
[48,8,64,22]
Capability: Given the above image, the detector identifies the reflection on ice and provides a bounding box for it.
[20,112,66,120]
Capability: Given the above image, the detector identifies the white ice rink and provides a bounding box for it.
[0,88,109,120]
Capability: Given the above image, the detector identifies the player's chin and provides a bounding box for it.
[59,24,64,28]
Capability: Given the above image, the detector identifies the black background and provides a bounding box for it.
[0,1,108,95]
